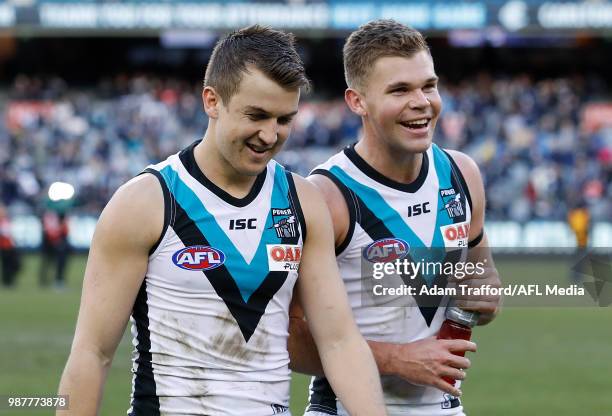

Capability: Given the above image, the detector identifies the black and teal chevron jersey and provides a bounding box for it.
[307,143,472,416]
[128,141,304,416]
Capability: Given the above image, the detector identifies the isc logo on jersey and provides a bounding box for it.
[266,244,301,272]
[363,238,409,263]
[172,246,226,271]
[440,222,470,248]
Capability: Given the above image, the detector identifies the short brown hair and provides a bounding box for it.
[204,25,310,105]
[343,19,429,90]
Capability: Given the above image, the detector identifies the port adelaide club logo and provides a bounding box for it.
[439,187,464,219]
[269,207,297,238]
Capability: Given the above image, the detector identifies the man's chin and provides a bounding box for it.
[236,162,268,177]
[398,137,432,154]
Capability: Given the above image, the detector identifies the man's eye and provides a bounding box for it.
[423,84,437,92]
[248,114,266,121]
[278,117,293,125]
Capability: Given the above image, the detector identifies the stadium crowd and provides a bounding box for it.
[0,73,610,222]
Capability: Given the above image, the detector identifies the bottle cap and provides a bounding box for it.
[445,306,480,327]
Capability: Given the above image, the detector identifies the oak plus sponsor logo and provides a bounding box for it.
[267,244,302,272]
[363,238,410,263]
[440,222,470,248]
[172,246,226,271]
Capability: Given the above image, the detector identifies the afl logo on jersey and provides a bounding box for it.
[172,246,226,271]
[363,238,409,263]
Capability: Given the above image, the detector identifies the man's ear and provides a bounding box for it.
[202,86,221,119]
[345,88,367,117]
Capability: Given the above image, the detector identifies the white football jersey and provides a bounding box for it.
[128,141,305,416]
[307,143,472,416]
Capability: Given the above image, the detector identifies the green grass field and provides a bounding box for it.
[1,255,611,415]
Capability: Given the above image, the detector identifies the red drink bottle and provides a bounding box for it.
[437,306,479,385]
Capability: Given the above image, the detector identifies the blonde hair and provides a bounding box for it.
[343,19,429,90]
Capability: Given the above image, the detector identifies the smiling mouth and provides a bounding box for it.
[399,118,430,130]
[246,143,270,154]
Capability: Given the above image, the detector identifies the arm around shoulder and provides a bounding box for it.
[57,174,164,415]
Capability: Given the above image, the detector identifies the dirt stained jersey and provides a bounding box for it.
[129,141,305,416]
[307,143,472,416]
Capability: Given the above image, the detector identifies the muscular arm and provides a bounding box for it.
[57,174,163,415]
[446,150,502,326]
[287,174,347,377]
[292,175,386,415]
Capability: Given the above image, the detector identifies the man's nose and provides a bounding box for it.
[408,89,430,109]
[258,120,279,145]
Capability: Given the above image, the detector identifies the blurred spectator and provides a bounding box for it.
[39,210,70,288]
[0,204,20,287]
[568,200,591,249]
[0,73,610,223]
[568,199,591,281]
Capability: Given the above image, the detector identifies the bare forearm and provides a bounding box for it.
[288,317,324,376]
[289,323,399,378]
[367,340,396,376]
[57,349,111,415]
[319,332,386,416]
[289,321,400,379]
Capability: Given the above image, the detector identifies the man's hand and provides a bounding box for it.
[451,269,501,325]
[449,237,502,326]
[371,336,476,397]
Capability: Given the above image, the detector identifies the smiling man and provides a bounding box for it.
[57,26,386,416]
[288,20,501,416]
